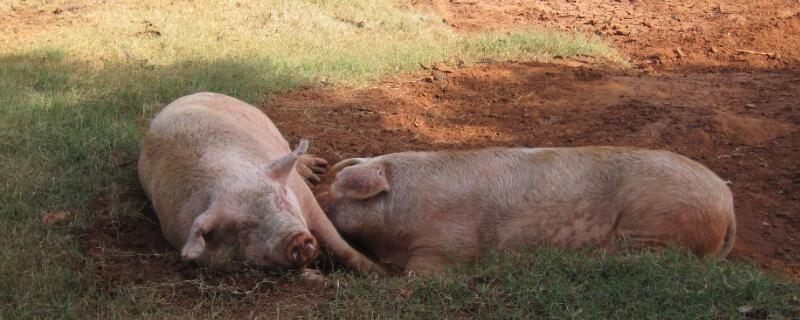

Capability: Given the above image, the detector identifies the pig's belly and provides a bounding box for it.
[491,205,618,250]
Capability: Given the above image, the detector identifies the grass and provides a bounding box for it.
[0,0,796,319]
[59,248,800,319]
[319,248,800,319]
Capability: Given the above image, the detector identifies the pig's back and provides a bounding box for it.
[138,93,290,247]
[150,92,289,158]
[383,147,731,252]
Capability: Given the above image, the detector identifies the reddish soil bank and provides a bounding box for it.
[412,0,800,70]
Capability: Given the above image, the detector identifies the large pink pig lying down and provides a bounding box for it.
[138,93,381,274]
[325,147,736,273]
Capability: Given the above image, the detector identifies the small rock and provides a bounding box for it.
[675,47,686,58]
[762,221,772,227]
[737,306,753,314]
[709,46,719,53]
[649,53,665,64]
[298,269,329,285]
[42,211,73,227]
[767,52,780,60]
[745,103,755,108]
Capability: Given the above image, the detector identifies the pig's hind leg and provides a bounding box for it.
[297,154,328,185]
[613,206,730,257]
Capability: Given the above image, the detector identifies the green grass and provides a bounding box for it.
[61,248,800,319]
[1,0,796,319]
[320,248,800,319]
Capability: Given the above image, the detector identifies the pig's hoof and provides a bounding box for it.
[298,269,329,285]
[297,154,328,185]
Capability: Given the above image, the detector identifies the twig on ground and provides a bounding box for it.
[735,49,780,59]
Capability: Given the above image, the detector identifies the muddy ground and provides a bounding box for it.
[76,0,800,310]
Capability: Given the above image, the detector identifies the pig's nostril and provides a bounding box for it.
[286,233,318,267]
[304,238,316,251]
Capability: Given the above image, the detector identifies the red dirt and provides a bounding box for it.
[411,0,800,70]
[76,0,800,307]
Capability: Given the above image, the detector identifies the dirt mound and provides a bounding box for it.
[412,0,800,70]
[712,112,796,145]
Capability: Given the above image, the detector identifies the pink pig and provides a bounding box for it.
[324,147,736,273]
[138,92,381,274]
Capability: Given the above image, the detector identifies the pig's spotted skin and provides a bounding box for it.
[327,147,735,273]
[139,92,382,274]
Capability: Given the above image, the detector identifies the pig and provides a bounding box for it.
[324,147,736,273]
[138,92,382,274]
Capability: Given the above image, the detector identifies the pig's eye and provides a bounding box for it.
[204,228,219,242]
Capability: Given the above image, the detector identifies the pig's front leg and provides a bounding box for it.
[305,204,385,275]
[296,154,328,185]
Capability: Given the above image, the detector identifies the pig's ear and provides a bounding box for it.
[330,162,390,200]
[331,157,369,174]
[180,210,220,261]
[266,139,309,184]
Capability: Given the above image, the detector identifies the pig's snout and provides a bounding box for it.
[286,232,318,267]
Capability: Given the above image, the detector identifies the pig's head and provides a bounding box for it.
[180,140,318,271]
[325,157,391,241]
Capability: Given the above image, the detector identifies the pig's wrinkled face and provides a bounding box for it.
[181,140,319,271]
[186,184,318,271]
[235,184,318,270]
